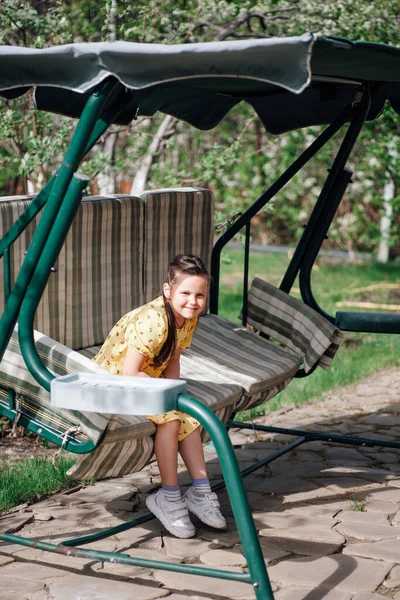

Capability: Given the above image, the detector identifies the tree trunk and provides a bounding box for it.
[130,115,175,196]
[377,144,397,263]
[97,132,117,195]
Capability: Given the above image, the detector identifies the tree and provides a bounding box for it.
[0,0,399,257]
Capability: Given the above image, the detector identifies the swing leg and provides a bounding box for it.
[178,394,274,600]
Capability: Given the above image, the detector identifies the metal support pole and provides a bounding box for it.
[0,80,120,363]
[210,115,347,314]
[178,394,274,600]
[18,174,90,391]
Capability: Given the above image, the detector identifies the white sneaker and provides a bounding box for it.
[183,486,227,530]
[146,488,196,539]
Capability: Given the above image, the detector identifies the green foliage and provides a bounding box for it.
[0,0,399,254]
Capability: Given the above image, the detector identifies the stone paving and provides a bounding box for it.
[1,367,400,599]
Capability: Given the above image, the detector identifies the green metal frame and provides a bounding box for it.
[210,83,400,468]
[0,81,275,597]
[0,393,274,599]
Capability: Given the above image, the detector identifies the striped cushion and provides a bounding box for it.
[0,194,144,349]
[0,328,109,444]
[185,314,301,396]
[246,278,343,373]
[141,188,214,303]
[72,345,242,480]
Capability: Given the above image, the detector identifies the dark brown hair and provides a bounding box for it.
[153,254,210,368]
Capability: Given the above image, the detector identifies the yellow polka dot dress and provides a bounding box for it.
[93,296,200,440]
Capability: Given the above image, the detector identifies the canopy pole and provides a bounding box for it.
[0,81,122,364]
[210,113,347,315]
[280,85,371,295]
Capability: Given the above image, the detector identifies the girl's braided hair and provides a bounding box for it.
[153,254,209,368]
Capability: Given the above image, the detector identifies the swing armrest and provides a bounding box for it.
[245,277,343,373]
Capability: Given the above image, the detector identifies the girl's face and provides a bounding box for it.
[163,273,208,326]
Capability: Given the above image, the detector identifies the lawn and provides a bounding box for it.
[218,247,400,417]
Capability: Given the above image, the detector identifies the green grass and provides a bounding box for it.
[0,454,76,513]
[218,248,400,417]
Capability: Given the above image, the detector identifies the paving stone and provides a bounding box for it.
[32,511,53,521]
[355,486,400,503]
[260,518,344,548]
[336,510,389,524]
[0,554,14,566]
[199,548,247,567]
[364,500,399,515]
[395,593,400,600]
[352,593,392,600]
[268,555,390,592]
[334,519,400,541]
[0,559,72,580]
[160,596,215,600]
[274,587,353,600]
[164,536,217,560]
[244,476,318,495]
[287,500,350,518]
[386,478,400,488]
[0,577,44,595]
[282,485,337,504]
[257,535,343,557]
[320,466,395,483]
[343,539,400,562]
[256,539,290,562]
[48,574,169,599]
[393,510,400,524]
[367,450,400,463]
[359,414,400,427]
[10,546,95,568]
[254,512,337,529]
[268,461,325,478]
[0,513,34,534]
[384,564,400,588]
[316,477,377,494]
[322,447,373,463]
[153,565,252,599]
[293,450,324,462]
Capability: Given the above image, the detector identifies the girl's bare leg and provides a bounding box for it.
[154,420,181,486]
[178,427,207,480]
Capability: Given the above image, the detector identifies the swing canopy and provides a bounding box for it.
[0,32,399,134]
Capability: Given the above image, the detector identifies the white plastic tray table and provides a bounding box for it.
[51,373,187,415]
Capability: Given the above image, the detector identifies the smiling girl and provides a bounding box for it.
[93,254,226,538]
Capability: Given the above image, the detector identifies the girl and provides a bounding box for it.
[93,254,226,538]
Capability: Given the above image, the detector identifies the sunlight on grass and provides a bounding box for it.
[0,454,76,512]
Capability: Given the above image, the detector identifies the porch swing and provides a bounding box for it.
[0,33,399,599]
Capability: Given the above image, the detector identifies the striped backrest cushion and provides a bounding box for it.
[246,277,343,372]
[63,195,143,349]
[0,327,109,444]
[0,194,144,349]
[141,188,214,303]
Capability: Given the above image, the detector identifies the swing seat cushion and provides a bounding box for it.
[0,328,111,444]
[185,314,301,396]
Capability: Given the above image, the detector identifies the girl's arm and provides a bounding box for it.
[123,346,150,377]
[162,347,182,379]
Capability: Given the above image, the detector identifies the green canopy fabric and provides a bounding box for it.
[0,33,399,134]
